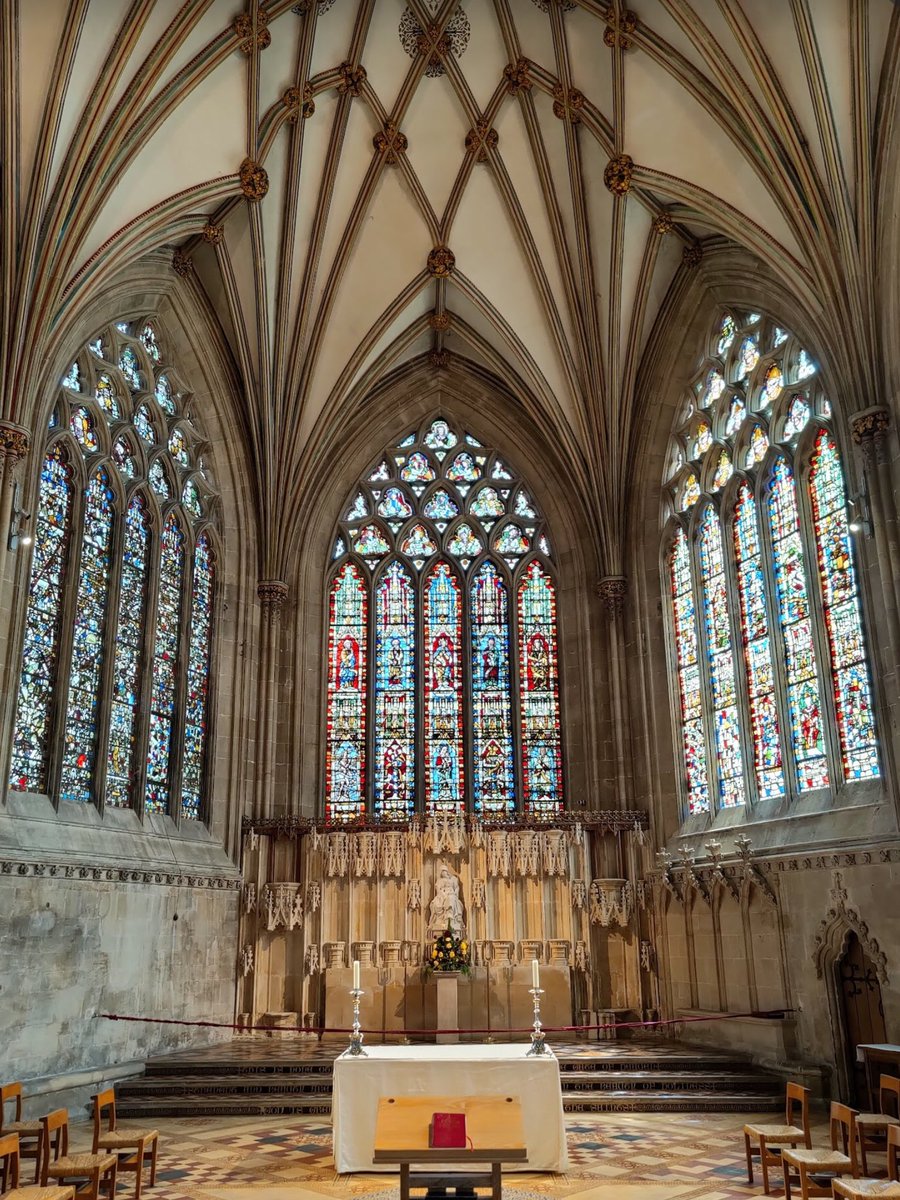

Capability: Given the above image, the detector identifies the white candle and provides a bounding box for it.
[531,958,540,988]
[352,960,360,991]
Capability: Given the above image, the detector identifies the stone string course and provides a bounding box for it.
[0,858,241,888]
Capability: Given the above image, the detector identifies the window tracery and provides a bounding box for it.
[663,312,879,819]
[325,418,563,821]
[9,319,220,822]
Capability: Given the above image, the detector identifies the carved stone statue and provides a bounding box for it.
[428,863,465,933]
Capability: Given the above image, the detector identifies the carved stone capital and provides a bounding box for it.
[172,249,192,277]
[604,8,638,48]
[201,221,224,245]
[373,121,408,164]
[653,211,674,236]
[552,84,585,123]
[429,349,451,371]
[682,241,703,268]
[465,123,499,163]
[603,153,634,196]
[257,578,289,618]
[850,406,890,445]
[233,10,271,54]
[504,58,533,95]
[239,157,269,202]
[337,61,367,98]
[427,245,455,278]
[429,311,451,332]
[283,84,315,122]
[0,422,30,463]
[597,575,627,617]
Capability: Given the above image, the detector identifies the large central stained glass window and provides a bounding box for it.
[325,418,563,822]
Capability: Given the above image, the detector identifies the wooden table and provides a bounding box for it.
[373,1095,527,1200]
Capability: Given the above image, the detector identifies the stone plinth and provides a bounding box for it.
[435,971,461,1044]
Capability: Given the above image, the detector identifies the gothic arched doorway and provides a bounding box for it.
[836,931,887,1104]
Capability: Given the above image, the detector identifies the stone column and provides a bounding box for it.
[435,971,460,1044]
[597,576,629,807]
[850,407,900,688]
[0,422,31,789]
[254,579,288,819]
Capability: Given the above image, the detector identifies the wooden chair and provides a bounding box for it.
[832,1123,900,1197]
[782,1103,859,1199]
[1,1083,44,1184]
[855,1076,900,1176]
[0,1132,75,1199]
[744,1081,812,1193]
[91,1089,158,1200]
[40,1110,117,1200]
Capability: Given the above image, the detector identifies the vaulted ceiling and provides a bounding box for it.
[3,0,899,580]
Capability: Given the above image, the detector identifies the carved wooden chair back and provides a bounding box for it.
[0,1131,20,1191]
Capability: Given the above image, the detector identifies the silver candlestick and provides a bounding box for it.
[526,986,548,1056]
[347,987,367,1056]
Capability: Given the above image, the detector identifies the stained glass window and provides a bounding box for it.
[424,563,464,812]
[808,430,879,780]
[663,311,879,818]
[106,495,151,808]
[9,446,74,792]
[518,562,563,815]
[10,320,220,820]
[326,563,367,821]
[145,515,185,813]
[59,470,115,803]
[325,418,562,818]
[667,527,710,813]
[732,485,785,799]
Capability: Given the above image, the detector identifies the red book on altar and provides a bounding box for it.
[429,1112,467,1148]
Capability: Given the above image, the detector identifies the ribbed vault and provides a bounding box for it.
[2,0,899,584]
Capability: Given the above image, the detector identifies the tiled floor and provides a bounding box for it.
[61,1109,847,1200]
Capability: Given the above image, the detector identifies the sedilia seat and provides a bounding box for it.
[832,1123,900,1198]
[855,1076,900,1177]
[1,1083,45,1184]
[39,1110,117,1200]
[744,1081,812,1193]
[0,1132,75,1199]
[91,1089,159,1200]
[782,1102,859,1199]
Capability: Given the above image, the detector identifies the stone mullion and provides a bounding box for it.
[0,424,32,798]
[255,579,288,819]
[46,450,88,808]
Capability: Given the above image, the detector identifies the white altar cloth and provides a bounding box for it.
[332,1043,568,1173]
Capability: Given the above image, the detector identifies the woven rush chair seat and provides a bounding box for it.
[832,1181,900,1198]
[3,1120,43,1136]
[91,1089,158,1200]
[857,1078,900,1175]
[745,1122,808,1140]
[744,1082,812,1194]
[783,1147,854,1169]
[2,1084,44,1184]
[40,1111,117,1200]
[858,1115,900,1130]
[6,1187,76,1199]
[46,1152,118,1178]
[782,1102,860,1199]
[0,1130,74,1200]
[95,1130,159,1151]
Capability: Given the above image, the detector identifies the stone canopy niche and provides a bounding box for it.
[236,812,650,1040]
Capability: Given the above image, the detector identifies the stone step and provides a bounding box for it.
[558,1070,780,1093]
[563,1090,783,1113]
[119,1074,333,1096]
[116,1094,333,1118]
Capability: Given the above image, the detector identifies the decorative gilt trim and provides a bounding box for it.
[239,157,269,202]
[552,84,585,123]
[504,59,533,95]
[201,222,224,245]
[465,123,499,163]
[244,810,649,837]
[428,349,451,370]
[597,575,627,617]
[0,422,30,463]
[257,578,289,617]
[603,154,634,195]
[814,870,888,983]
[233,10,271,54]
[373,121,408,165]
[416,23,450,72]
[682,242,703,267]
[652,211,674,236]
[850,406,890,445]
[427,245,455,278]
[0,859,240,889]
[429,311,451,332]
[283,84,315,122]
[172,248,192,277]
[604,8,638,48]
[337,62,367,97]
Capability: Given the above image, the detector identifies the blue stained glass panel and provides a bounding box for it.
[518,561,563,815]
[669,526,710,813]
[470,562,515,813]
[145,515,185,813]
[424,563,464,812]
[374,561,415,818]
[181,535,215,819]
[326,563,367,821]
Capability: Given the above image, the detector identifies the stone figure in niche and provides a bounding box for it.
[428,863,465,933]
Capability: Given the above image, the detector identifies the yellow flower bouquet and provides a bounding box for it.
[423,926,471,976]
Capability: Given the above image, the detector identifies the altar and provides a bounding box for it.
[332,1043,569,1173]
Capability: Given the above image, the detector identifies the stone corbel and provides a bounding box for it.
[704,839,740,903]
[654,850,683,903]
[518,939,543,962]
[735,835,778,909]
[323,942,345,969]
[352,940,375,967]
[547,939,571,965]
[679,849,710,907]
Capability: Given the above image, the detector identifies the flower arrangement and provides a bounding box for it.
[424,927,471,976]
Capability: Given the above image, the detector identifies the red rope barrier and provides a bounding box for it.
[96,1009,791,1039]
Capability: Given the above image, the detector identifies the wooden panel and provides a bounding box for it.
[374,1095,526,1158]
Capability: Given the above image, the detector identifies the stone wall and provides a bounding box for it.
[0,869,238,1114]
